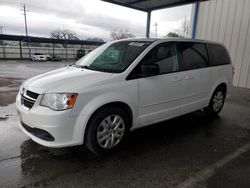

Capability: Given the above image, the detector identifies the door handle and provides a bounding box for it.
[172,77,183,82]
[184,75,194,80]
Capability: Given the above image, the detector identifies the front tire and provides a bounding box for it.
[205,86,226,116]
[85,106,130,155]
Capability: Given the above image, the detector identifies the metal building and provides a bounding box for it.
[192,0,250,88]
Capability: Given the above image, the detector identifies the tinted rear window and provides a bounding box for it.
[177,42,208,71]
[207,43,230,66]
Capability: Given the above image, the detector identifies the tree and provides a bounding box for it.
[50,28,79,40]
[166,32,180,38]
[110,29,136,40]
[86,37,104,42]
[176,17,190,38]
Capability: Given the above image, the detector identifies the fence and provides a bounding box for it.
[0,45,95,60]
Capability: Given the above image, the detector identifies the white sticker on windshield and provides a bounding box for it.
[129,42,145,46]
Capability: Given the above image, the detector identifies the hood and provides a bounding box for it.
[23,66,113,94]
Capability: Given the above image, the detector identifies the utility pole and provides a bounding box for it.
[154,22,158,37]
[0,26,3,46]
[23,5,28,37]
[23,4,31,60]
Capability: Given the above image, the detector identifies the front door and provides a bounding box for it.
[137,42,183,126]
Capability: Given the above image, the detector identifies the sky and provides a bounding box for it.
[0,0,192,41]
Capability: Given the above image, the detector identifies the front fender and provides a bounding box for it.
[79,92,137,124]
[69,78,139,144]
[71,91,138,144]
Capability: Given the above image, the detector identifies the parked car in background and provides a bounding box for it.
[46,55,52,61]
[86,49,92,54]
[47,54,62,61]
[75,50,85,60]
[75,49,92,60]
[17,38,232,155]
[32,53,47,62]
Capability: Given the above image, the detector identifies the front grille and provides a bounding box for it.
[26,90,39,99]
[21,96,35,109]
[21,89,39,110]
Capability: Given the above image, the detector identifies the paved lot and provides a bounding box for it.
[0,60,250,188]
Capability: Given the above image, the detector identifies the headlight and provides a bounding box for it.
[40,93,78,111]
[19,84,24,95]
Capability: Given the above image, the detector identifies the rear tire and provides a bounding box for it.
[85,106,130,155]
[204,86,226,116]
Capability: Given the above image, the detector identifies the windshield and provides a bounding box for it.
[75,41,152,73]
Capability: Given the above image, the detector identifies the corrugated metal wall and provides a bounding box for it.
[194,0,250,88]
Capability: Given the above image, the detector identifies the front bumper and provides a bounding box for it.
[16,93,88,148]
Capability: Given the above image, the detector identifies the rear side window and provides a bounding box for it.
[207,43,230,66]
[177,42,208,71]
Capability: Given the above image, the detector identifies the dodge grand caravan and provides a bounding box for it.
[16,38,232,154]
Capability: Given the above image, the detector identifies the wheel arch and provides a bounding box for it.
[217,82,227,94]
[87,101,133,127]
[83,101,133,143]
[210,80,229,100]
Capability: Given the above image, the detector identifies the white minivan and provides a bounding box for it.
[16,38,232,154]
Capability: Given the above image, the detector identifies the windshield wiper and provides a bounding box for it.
[74,65,114,73]
[65,62,75,67]
[74,65,89,69]
[80,65,89,69]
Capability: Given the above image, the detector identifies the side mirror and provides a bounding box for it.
[141,64,159,77]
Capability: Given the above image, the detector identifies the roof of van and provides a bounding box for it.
[119,37,221,44]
